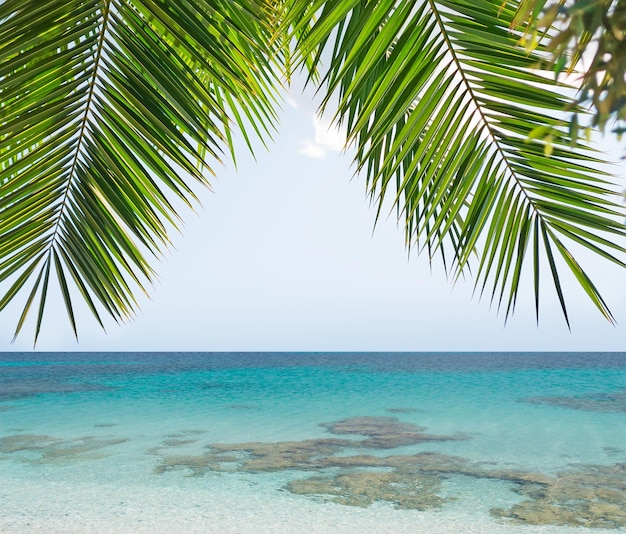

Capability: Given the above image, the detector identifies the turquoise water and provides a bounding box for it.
[1,352,626,532]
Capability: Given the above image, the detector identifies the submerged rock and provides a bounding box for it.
[321,416,468,449]
[154,450,239,477]
[492,463,626,529]
[603,446,625,458]
[157,440,360,477]
[385,407,420,414]
[0,433,128,463]
[0,434,58,453]
[209,438,352,473]
[161,438,198,448]
[522,388,626,413]
[287,470,447,510]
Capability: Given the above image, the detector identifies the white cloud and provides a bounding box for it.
[285,96,298,109]
[313,115,345,151]
[298,140,327,159]
[298,114,346,159]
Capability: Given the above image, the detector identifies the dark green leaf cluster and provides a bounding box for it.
[513,0,626,137]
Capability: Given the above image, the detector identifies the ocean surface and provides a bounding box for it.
[1,352,626,533]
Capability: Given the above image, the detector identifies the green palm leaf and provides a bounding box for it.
[0,0,280,342]
[286,0,626,326]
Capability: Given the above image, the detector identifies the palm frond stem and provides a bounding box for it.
[49,1,111,256]
[428,0,531,217]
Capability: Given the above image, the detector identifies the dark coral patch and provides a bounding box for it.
[0,380,114,401]
[386,407,420,414]
[321,416,468,449]
[522,389,626,413]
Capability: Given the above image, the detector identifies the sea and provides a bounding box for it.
[1,352,626,533]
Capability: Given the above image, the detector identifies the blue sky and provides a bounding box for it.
[2,90,626,352]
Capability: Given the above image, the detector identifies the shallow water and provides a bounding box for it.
[1,352,626,533]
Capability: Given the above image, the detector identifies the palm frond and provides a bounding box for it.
[287,0,626,325]
[0,0,281,342]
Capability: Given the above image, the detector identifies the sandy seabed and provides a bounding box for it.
[1,480,623,534]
